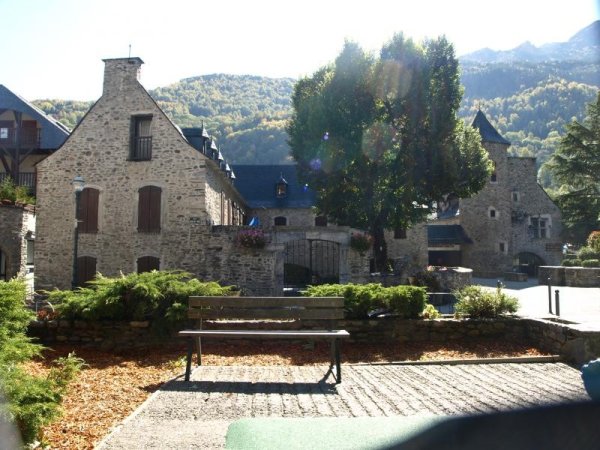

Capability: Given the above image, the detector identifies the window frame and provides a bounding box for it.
[130,114,153,161]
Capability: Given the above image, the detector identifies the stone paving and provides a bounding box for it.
[98,362,590,449]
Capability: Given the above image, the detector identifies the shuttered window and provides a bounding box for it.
[76,256,96,287]
[137,256,160,273]
[78,188,99,233]
[138,186,161,233]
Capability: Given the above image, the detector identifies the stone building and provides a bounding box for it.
[34,57,428,293]
[0,204,35,282]
[428,111,563,277]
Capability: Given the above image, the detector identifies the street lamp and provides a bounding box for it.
[71,176,85,289]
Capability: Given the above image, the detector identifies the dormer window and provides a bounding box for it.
[276,174,288,198]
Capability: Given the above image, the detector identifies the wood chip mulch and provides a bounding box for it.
[24,340,549,449]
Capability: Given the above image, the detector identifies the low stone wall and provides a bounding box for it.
[538,266,600,287]
[428,267,472,291]
[28,316,600,365]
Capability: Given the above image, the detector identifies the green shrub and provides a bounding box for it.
[563,258,582,267]
[587,231,600,252]
[582,259,600,268]
[303,283,426,319]
[48,271,235,333]
[0,177,35,204]
[454,285,519,318]
[0,279,83,445]
[577,246,600,261]
[421,303,441,319]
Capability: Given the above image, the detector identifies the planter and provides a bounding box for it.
[582,359,600,400]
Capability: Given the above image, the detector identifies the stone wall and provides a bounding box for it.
[0,204,35,280]
[29,316,600,365]
[538,266,600,287]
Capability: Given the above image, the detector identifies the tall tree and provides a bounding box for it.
[546,91,600,242]
[288,35,491,270]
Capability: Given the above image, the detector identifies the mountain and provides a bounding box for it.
[461,20,600,63]
[33,22,600,179]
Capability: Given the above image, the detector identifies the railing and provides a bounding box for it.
[0,127,41,148]
[130,136,152,160]
[0,172,36,192]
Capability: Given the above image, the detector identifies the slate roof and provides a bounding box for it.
[428,225,473,245]
[472,110,511,146]
[231,165,316,209]
[0,84,70,149]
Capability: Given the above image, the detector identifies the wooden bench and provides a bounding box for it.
[179,296,350,383]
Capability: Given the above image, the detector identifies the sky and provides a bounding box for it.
[1,0,598,101]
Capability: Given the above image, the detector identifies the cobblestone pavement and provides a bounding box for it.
[98,362,589,449]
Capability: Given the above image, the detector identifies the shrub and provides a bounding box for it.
[421,303,441,319]
[0,177,35,204]
[303,283,426,319]
[0,279,83,445]
[235,228,266,249]
[577,246,600,261]
[582,259,600,268]
[454,285,519,318]
[349,233,373,254]
[48,271,235,333]
[587,231,600,252]
[563,258,582,267]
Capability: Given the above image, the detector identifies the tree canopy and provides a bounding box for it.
[545,92,600,242]
[287,35,492,269]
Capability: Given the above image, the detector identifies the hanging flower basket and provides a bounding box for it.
[350,233,373,254]
[236,228,267,249]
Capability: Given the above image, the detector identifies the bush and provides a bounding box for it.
[563,258,582,267]
[577,246,600,261]
[0,279,83,445]
[421,303,441,319]
[47,271,235,333]
[454,285,519,318]
[0,177,35,204]
[587,231,600,252]
[303,283,426,319]
[235,228,266,248]
[582,259,600,268]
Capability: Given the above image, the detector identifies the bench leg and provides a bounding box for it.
[185,337,193,381]
[196,336,202,366]
[328,339,342,384]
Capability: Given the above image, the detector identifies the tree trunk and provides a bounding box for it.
[371,222,388,273]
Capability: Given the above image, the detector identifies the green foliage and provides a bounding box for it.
[48,271,235,333]
[0,177,36,204]
[0,280,83,445]
[545,92,600,242]
[421,303,441,319]
[454,285,519,318]
[587,231,600,252]
[563,258,582,266]
[349,233,373,254]
[288,36,491,271]
[582,259,600,268]
[578,246,600,261]
[303,283,426,319]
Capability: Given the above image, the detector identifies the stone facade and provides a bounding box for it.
[0,203,35,281]
[35,58,246,290]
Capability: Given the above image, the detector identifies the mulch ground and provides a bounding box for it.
[25,340,549,449]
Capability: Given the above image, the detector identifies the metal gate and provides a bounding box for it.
[284,239,340,287]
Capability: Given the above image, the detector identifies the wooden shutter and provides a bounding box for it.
[76,256,96,287]
[78,188,99,233]
[138,186,161,232]
[137,256,160,273]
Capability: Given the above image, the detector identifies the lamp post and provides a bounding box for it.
[71,176,85,290]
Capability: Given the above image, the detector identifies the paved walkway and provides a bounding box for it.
[97,362,589,449]
[474,277,600,330]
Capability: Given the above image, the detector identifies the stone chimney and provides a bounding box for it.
[102,57,144,96]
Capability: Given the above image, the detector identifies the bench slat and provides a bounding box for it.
[188,308,344,320]
[179,329,350,339]
[189,296,344,308]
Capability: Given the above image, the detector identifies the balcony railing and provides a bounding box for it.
[130,136,152,161]
[0,127,41,148]
[0,172,36,192]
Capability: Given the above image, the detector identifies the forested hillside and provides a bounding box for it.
[33,22,600,177]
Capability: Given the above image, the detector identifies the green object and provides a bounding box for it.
[226,416,445,449]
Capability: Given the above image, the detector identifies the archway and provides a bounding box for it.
[284,239,340,288]
[515,252,545,276]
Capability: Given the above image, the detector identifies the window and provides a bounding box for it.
[26,239,34,265]
[489,208,497,219]
[512,191,520,202]
[130,115,152,160]
[499,242,507,253]
[78,188,99,233]
[394,228,407,239]
[490,161,497,182]
[138,186,161,233]
[76,256,96,287]
[315,216,327,227]
[137,256,160,273]
[275,174,288,198]
[274,216,287,226]
[0,120,12,141]
[530,217,549,239]
[0,128,8,139]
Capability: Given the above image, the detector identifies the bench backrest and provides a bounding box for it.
[188,296,345,321]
